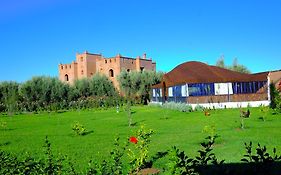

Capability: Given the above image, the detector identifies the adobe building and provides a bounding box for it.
[152,61,281,108]
[58,51,156,88]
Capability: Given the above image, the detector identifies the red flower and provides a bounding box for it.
[129,136,138,144]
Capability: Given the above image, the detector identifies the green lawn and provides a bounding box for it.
[0,106,281,171]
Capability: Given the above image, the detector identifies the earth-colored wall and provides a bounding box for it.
[269,71,281,89]
[58,62,77,84]
[59,52,156,89]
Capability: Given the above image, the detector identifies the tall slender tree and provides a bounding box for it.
[117,70,163,126]
[215,56,251,74]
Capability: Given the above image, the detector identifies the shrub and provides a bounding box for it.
[0,121,7,130]
[162,102,192,112]
[241,142,281,163]
[0,136,66,174]
[241,141,281,174]
[72,122,87,136]
[0,81,21,113]
[202,125,219,142]
[127,125,154,173]
[165,136,224,174]
[270,83,281,113]
[194,104,204,111]
[259,104,269,121]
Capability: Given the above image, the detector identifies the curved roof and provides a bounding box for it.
[157,61,268,87]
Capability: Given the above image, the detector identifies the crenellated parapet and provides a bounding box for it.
[58,51,157,88]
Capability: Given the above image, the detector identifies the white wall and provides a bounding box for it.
[189,100,270,109]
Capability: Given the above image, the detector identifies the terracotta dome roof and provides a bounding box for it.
[157,61,268,87]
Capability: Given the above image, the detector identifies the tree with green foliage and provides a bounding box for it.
[71,74,117,99]
[89,73,117,97]
[0,81,21,113]
[269,83,281,112]
[118,70,163,104]
[72,78,91,99]
[139,71,163,104]
[230,58,251,74]
[215,56,251,74]
[117,70,163,126]
[20,76,70,111]
[216,55,226,68]
[117,71,139,126]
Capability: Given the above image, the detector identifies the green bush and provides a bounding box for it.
[270,83,281,113]
[72,121,87,136]
[162,102,192,112]
[194,104,205,111]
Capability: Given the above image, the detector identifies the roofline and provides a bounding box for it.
[86,53,102,56]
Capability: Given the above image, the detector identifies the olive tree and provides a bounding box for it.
[117,70,163,126]
[89,73,117,97]
[0,81,21,113]
[20,76,69,111]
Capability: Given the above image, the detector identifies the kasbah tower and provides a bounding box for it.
[58,51,156,89]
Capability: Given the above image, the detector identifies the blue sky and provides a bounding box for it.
[0,0,280,82]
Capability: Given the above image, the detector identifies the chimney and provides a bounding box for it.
[143,53,146,59]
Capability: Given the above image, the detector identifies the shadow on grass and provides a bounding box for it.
[196,162,281,175]
[0,128,16,131]
[159,116,169,120]
[69,130,94,137]
[55,110,68,114]
[0,141,11,147]
[131,119,146,126]
[118,119,146,127]
[82,130,94,136]
[257,117,273,121]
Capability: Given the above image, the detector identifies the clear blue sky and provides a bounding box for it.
[0,0,280,82]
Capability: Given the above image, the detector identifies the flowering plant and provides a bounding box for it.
[128,125,154,174]
[129,136,138,144]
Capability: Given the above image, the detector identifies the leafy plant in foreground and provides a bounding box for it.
[87,137,127,175]
[43,136,65,174]
[241,142,281,175]
[241,142,281,163]
[259,104,269,121]
[202,125,219,143]
[166,136,224,175]
[128,125,155,174]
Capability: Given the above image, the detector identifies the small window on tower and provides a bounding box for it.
[65,74,69,81]
[127,69,130,72]
[109,69,114,77]
[61,66,63,69]
[81,57,83,62]
[81,70,84,75]
[140,67,144,72]
[105,60,107,64]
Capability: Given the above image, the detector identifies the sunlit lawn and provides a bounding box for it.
[1,106,281,171]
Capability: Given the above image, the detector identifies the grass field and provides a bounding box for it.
[0,106,281,171]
